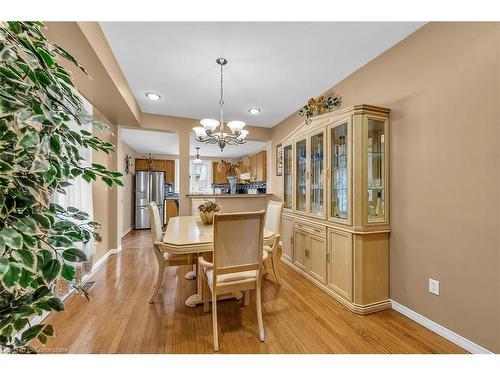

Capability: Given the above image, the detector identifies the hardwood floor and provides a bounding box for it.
[35,230,466,354]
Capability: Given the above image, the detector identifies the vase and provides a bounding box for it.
[199,211,215,224]
[227,175,237,194]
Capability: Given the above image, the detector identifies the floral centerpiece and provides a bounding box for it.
[298,94,342,120]
[198,201,220,224]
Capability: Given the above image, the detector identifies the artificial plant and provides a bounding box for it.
[0,21,122,352]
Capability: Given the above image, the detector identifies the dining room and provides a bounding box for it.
[2,2,500,373]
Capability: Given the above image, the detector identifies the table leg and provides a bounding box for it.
[185,253,242,308]
[184,264,197,280]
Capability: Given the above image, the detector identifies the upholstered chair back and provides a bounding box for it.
[264,200,285,236]
[146,202,162,243]
[212,211,265,271]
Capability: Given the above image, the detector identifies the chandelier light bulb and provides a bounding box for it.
[227,120,246,135]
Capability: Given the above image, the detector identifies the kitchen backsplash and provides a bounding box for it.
[211,181,267,194]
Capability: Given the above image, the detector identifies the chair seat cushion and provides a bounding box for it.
[205,269,257,286]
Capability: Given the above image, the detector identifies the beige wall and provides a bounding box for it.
[92,109,119,261]
[270,22,500,352]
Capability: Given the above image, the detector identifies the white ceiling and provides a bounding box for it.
[100,22,424,127]
[121,128,266,158]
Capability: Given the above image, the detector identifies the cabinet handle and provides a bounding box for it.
[326,253,331,262]
[305,249,310,258]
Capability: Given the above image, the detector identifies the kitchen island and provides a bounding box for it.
[187,193,273,215]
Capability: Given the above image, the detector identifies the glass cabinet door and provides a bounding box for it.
[310,132,324,216]
[283,144,293,209]
[331,123,348,220]
[367,118,386,222]
[295,139,307,212]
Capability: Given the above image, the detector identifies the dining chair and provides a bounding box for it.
[199,210,266,352]
[262,200,285,285]
[146,202,196,304]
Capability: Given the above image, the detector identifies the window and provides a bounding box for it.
[189,159,212,193]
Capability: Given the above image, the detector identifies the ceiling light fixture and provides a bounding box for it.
[193,57,248,151]
[248,108,260,114]
[146,92,161,101]
[193,147,202,165]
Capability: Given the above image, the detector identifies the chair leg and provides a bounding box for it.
[203,277,209,313]
[270,251,282,286]
[243,290,250,306]
[256,278,265,342]
[149,264,165,304]
[212,290,219,351]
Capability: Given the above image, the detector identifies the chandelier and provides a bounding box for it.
[193,57,248,151]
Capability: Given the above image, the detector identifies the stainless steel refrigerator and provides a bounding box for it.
[135,171,165,229]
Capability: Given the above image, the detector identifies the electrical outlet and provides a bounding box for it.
[429,278,440,295]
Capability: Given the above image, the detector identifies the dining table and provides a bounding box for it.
[158,215,276,307]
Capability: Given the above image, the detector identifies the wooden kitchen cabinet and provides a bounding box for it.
[212,162,228,184]
[135,158,175,184]
[165,160,175,183]
[134,158,150,171]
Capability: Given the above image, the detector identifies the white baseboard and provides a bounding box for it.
[29,247,118,328]
[122,225,134,238]
[390,300,493,354]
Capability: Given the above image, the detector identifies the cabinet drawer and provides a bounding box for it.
[294,220,326,238]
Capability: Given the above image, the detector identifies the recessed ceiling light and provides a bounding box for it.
[248,108,260,114]
[146,92,161,101]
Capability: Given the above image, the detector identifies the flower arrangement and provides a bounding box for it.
[198,201,220,224]
[298,94,342,120]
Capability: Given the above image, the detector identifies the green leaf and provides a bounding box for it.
[42,324,54,336]
[36,249,53,268]
[12,249,36,268]
[3,263,22,288]
[33,285,51,300]
[11,304,36,316]
[47,297,65,312]
[41,259,61,283]
[18,268,34,288]
[19,132,39,148]
[62,248,87,262]
[47,235,73,248]
[50,134,61,154]
[61,263,76,281]
[43,165,57,185]
[20,324,45,343]
[36,47,55,67]
[13,318,29,331]
[52,220,75,231]
[13,217,39,235]
[0,258,9,275]
[0,228,23,250]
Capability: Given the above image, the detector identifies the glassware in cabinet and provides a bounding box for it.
[367,118,386,223]
[330,123,348,220]
[310,132,324,216]
[295,139,307,212]
[283,144,293,209]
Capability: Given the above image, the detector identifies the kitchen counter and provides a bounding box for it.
[188,194,273,215]
[186,193,272,198]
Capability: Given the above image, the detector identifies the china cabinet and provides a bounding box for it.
[280,104,390,315]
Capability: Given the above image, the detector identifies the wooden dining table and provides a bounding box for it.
[158,216,276,307]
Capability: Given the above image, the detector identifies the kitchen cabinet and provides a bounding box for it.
[212,161,228,184]
[164,199,179,224]
[248,150,267,181]
[165,160,175,184]
[279,104,390,315]
[135,158,175,184]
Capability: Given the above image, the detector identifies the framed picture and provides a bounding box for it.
[276,144,283,176]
